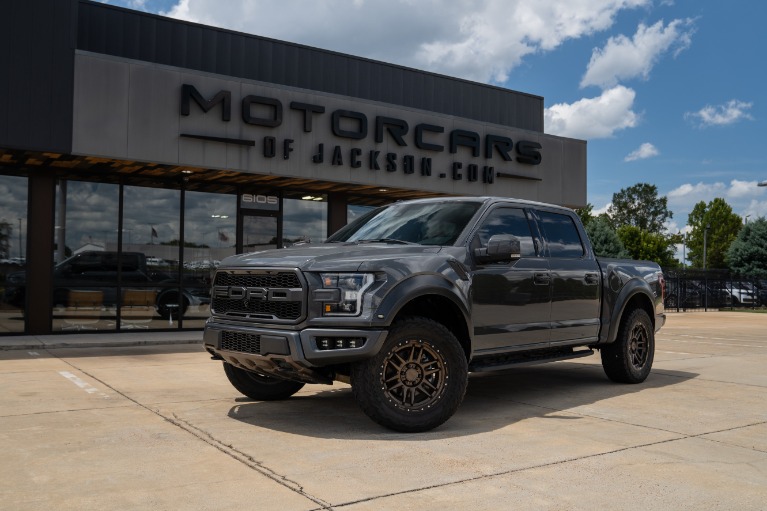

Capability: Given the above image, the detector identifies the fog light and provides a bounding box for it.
[316,337,367,351]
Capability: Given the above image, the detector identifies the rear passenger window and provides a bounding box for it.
[537,211,584,258]
[475,208,537,257]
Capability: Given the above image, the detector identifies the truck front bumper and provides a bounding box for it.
[203,321,388,384]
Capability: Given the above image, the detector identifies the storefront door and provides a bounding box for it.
[238,212,279,253]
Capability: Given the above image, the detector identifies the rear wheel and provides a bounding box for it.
[351,317,468,432]
[601,308,654,383]
[223,363,305,400]
[157,292,188,320]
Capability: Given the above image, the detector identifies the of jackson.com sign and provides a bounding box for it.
[179,84,542,184]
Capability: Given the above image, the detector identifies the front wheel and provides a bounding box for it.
[223,363,305,400]
[601,308,654,383]
[351,317,468,432]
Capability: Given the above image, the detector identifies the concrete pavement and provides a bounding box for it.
[1,311,766,510]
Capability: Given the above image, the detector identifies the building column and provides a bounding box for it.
[327,192,347,237]
[26,172,56,334]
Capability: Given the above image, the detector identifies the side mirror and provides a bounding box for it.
[474,234,522,263]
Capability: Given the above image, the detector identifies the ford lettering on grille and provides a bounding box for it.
[211,269,305,322]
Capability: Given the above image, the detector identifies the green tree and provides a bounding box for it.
[617,225,677,266]
[726,217,767,278]
[686,198,742,269]
[574,203,594,229]
[607,183,672,232]
[585,216,630,258]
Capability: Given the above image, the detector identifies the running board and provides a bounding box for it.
[469,348,595,373]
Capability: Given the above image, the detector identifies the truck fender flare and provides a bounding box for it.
[604,279,656,344]
[375,273,471,331]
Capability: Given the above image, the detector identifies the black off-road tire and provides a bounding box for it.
[601,308,655,384]
[157,293,188,320]
[223,362,305,400]
[351,317,468,432]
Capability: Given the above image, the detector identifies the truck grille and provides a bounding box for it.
[221,331,260,354]
[211,269,305,323]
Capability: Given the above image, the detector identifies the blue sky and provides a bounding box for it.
[99,0,766,235]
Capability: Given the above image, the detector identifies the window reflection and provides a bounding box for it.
[122,186,181,330]
[537,211,585,258]
[0,174,28,333]
[284,194,327,245]
[52,181,119,332]
[183,190,236,328]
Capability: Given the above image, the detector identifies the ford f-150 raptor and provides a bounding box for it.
[203,197,666,432]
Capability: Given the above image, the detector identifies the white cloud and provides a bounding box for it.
[684,100,754,127]
[666,180,767,226]
[593,202,611,216]
[744,199,767,220]
[624,142,659,161]
[160,0,650,83]
[581,18,694,89]
[544,85,638,139]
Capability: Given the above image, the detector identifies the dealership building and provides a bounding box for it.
[0,0,586,335]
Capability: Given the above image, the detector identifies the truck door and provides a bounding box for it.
[471,206,551,352]
[535,210,601,344]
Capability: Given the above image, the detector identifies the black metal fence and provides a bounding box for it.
[661,269,767,311]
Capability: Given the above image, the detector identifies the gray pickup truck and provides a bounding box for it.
[203,197,666,432]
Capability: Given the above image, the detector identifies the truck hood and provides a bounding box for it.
[220,243,444,272]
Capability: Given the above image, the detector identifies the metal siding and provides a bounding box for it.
[215,31,231,77]
[138,15,156,63]
[76,1,544,131]
[1,0,75,153]
[155,18,173,66]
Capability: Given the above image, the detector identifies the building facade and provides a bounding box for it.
[0,0,587,335]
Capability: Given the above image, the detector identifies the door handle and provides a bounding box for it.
[585,273,600,285]
[534,272,551,285]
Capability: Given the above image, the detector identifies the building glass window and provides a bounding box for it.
[283,194,328,245]
[182,190,236,329]
[52,180,119,332]
[122,185,182,329]
[0,174,28,334]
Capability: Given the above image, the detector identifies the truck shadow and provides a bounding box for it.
[227,360,698,439]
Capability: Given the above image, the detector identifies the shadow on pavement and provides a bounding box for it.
[226,360,698,439]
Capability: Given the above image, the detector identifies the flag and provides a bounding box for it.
[219,230,229,242]
[151,226,158,239]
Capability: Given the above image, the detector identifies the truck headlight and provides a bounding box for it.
[320,273,374,316]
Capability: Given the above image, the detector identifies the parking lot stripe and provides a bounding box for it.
[58,371,109,398]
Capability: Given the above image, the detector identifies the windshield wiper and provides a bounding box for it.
[356,238,418,245]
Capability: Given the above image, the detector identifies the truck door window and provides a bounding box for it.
[537,211,585,258]
[475,208,536,256]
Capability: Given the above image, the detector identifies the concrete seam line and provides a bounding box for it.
[55,356,334,511]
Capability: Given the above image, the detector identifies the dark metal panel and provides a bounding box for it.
[155,18,173,65]
[1,0,76,153]
[215,31,231,77]
[105,7,123,57]
[139,14,157,63]
[230,33,244,79]
[75,0,545,131]
[255,38,272,84]
[122,6,141,60]
[172,21,188,69]
[185,24,203,72]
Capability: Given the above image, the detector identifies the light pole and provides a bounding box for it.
[704,223,710,311]
[18,218,22,260]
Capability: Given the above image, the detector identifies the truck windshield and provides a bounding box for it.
[327,201,482,246]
